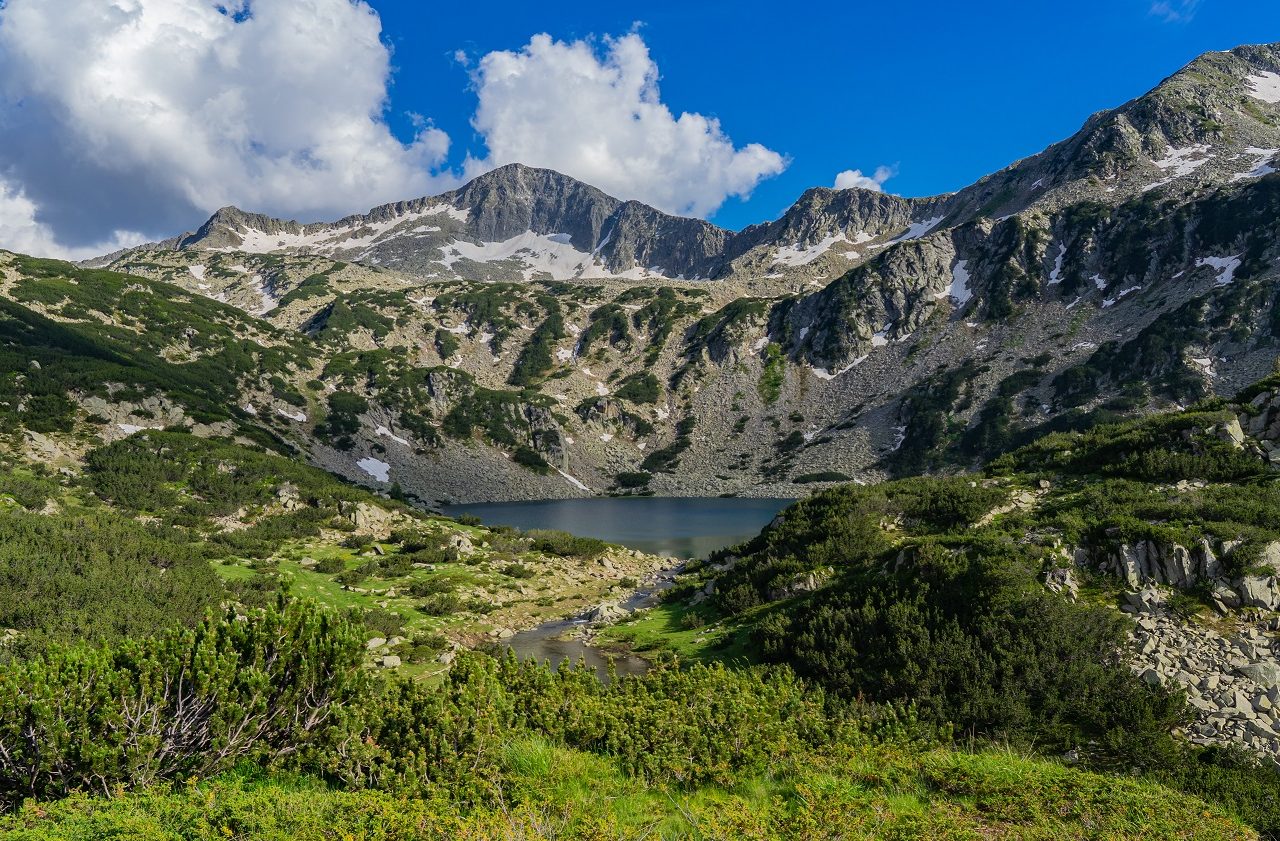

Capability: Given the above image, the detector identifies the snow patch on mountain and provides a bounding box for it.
[1144,144,1213,191]
[1103,286,1141,308]
[254,276,277,315]
[437,230,678,282]
[1232,148,1278,181]
[375,425,411,446]
[936,259,972,306]
[1197,255,1242,286]
[555,468,590,492]
[357,457,390,482]
[772,233,849,267]
[1245,71,1280,104]
[811,356,868,380]
[892,216,943,242]
[1048,243,1066,285]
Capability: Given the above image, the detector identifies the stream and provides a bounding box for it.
[446,497,792,678]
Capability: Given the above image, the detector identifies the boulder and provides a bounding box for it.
[1260,542,1280,575]
[343,501,397,537]
[1214,418,1246,449]
[582,602,628,623]
[1198,538,1222,581]
[1237,662,1280,688]
[1043,567,1079,601]
[767,569,831,601]
[1160,543,1197,589]
[1236,576,1280,611]
[1124,584,1164,614]
[379,655,401,669]
[1211,582,1242,611]
[275,483,302,511]
[1109,542,1148,588]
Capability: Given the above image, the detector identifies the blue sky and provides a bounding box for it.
[370,0,1280,229]
[0,0,1277,256]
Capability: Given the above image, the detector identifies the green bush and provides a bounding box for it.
[0,510,223,654]
[513,445,551,472]
[314,556,346,574]
[615,471,652,488]
[613,372,660,404]
[526,529,608,559]
[792,471,851,484]
[758,342,785,404]
[418,592,462,616]
[316,391,369,450]
[0,600,365,808]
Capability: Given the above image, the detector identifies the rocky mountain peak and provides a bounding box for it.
[98,42,1280,291]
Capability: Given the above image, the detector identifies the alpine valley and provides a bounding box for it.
[7,39,1280,841]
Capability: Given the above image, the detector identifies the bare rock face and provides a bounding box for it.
[344,502,400,539]
[1236,576,1280,611]
[1093,538,1222,590]
[82,42,1280,504]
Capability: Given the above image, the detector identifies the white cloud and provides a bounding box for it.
[466,33,787,218]
[1149,0,1201,23]
[0,0,456,256]
[833,166,895,192]
[0,12,790,257]
[0,176,144,260]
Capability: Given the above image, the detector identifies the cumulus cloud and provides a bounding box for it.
[1149,0,1201,23]
[0,9,790,258]
[0,177,145,260]
[833,166,895,192]
[466,33,787,217]
[0,0,455,256]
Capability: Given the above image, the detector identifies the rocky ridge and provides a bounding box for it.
[43,41,1280,505]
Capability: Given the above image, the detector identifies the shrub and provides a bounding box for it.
[513,446,551,473]
[615,471,652,489]
[315,556,346,574]
[793,471,852,484]
[613,372,660,404]
[527,529,608,559]
[0,600,365,807]
[418,593,461,616]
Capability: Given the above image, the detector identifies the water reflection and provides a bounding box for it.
[444,496,792,558]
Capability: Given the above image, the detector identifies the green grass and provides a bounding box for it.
[1,739,1252,840]
[600,601,756,665]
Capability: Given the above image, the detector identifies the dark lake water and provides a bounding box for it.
[444,496,793,559]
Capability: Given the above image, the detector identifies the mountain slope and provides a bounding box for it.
[50,40,1280,505]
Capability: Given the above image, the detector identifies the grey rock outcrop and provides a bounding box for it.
[581,601,628,624]
[1092,538,1222,589]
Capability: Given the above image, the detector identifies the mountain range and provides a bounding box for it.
[12,40,1279,505]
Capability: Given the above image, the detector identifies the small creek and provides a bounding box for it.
[501,564,681,680]
[446,497,792,679]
